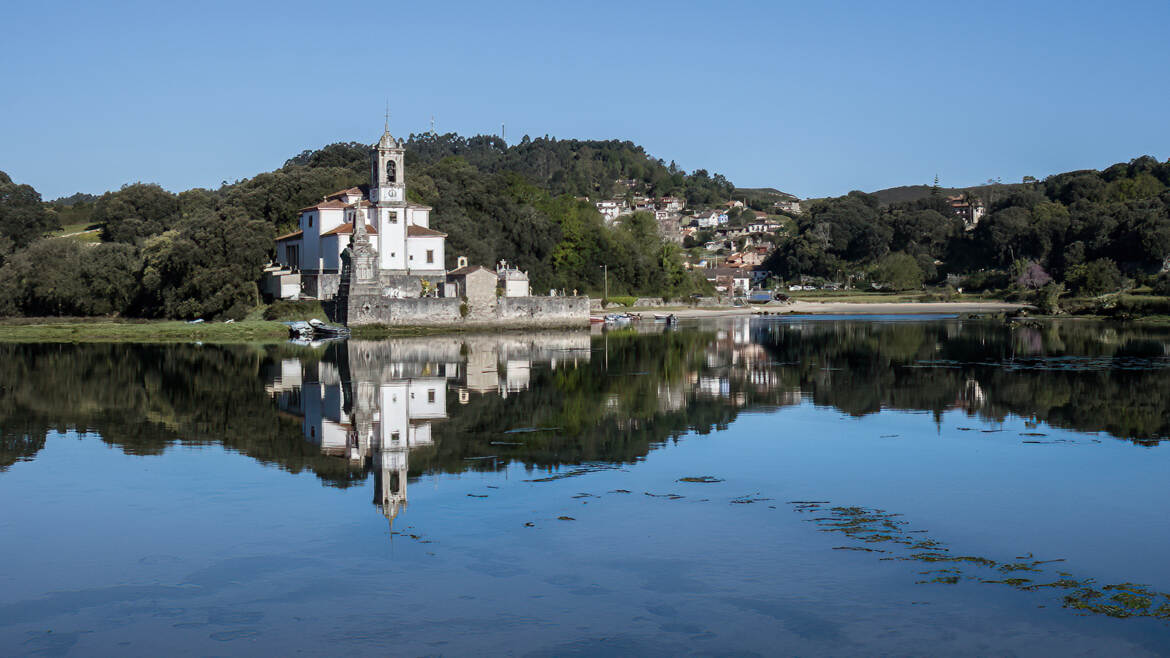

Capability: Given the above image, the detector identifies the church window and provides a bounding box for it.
[426,250,434,264]
[391,431,400,443]
[308,215,313,227]
[427,389,435,403]
[388,211,397,223]
[386,160,397,183]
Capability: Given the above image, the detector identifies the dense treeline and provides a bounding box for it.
[767,155,1170,297]
[0,133,720,319]
[767,155,1170,295]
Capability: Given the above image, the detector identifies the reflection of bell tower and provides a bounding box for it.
[374,445,409,528]
[370,114,406,205]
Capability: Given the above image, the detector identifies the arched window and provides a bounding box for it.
[386,159,397,183]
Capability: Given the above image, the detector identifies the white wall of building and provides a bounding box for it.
[379,206,408,271]
[503,278,529,297]
[407,236,444,271]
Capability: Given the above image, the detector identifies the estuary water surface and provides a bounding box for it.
[1,316,1169,656]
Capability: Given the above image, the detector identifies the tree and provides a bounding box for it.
[873,252,924,290]
[94,183,180,243]
[138,208,273,319]
[1065,258,1122,295]
[0,239,141,316]
[1015,261,1053,289]
[0,171,58,258]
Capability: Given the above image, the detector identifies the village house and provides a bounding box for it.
[947,194,985,230]
[595,200,624,225]
[705,267,751,296]
[655,211,683,243]
[739,248,767,268]
[693,210,729,228]
[772,197,801,214]
[658,196,686,212]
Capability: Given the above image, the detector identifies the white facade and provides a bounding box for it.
[273,125,448,292]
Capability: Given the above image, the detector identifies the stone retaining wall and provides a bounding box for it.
[344,295,589,327]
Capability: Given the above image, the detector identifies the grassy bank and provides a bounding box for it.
[0,318,289,343]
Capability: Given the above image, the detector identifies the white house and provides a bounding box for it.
[694,210,728,228]
[273,123,447,298]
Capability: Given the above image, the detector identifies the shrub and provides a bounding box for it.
[1153,271,1170,297]
[606,295,637,307]
[1065,258,1122,295]
[263,299,326,321]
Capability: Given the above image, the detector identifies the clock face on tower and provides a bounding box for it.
[380,187,399,202]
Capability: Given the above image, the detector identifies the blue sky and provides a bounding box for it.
[3,0,1168,200]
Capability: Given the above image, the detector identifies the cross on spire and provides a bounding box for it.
[384,101,390,134]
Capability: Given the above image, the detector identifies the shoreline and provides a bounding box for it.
[606,300,1028,319]
[0,301,1055,343]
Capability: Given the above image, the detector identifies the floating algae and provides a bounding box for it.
[791,501,1170,623]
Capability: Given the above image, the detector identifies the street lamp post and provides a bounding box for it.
[601,264,608,301]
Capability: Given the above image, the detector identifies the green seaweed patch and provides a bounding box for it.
[998,562,1041,573]
[787,500,1170,624]
[982,578,1034,587]
[917,575,961,585]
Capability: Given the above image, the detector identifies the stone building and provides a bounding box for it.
[446,262,498,310]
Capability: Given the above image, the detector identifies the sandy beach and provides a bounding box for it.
[611,300,1027,319]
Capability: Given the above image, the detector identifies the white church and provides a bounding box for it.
[270,122,447,299]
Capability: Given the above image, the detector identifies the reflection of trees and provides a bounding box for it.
[755,319,1170,444]
[0,343,364,485]
[1,319,1167,484]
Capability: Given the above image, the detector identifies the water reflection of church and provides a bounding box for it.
[266,334,591,527]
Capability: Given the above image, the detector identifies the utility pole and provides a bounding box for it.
[602,264,608,301]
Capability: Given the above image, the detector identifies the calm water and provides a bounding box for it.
[1,317,1169,656]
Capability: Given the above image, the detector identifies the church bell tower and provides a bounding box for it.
[371,117,406,205]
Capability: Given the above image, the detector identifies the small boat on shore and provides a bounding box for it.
[653,313,677,325]
[288,318,351,340]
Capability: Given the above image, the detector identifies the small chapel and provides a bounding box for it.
[271,121,447,299]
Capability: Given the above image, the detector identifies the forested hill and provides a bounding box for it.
[769,155,1170,300]
[869,182,1027,207]
[0,133,734,320]
[283,133,736,202]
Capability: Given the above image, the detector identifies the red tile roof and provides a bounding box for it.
[407,224,446,237]
[275,229,303,242]
[321,223,378,237]
[326,187,363,200]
